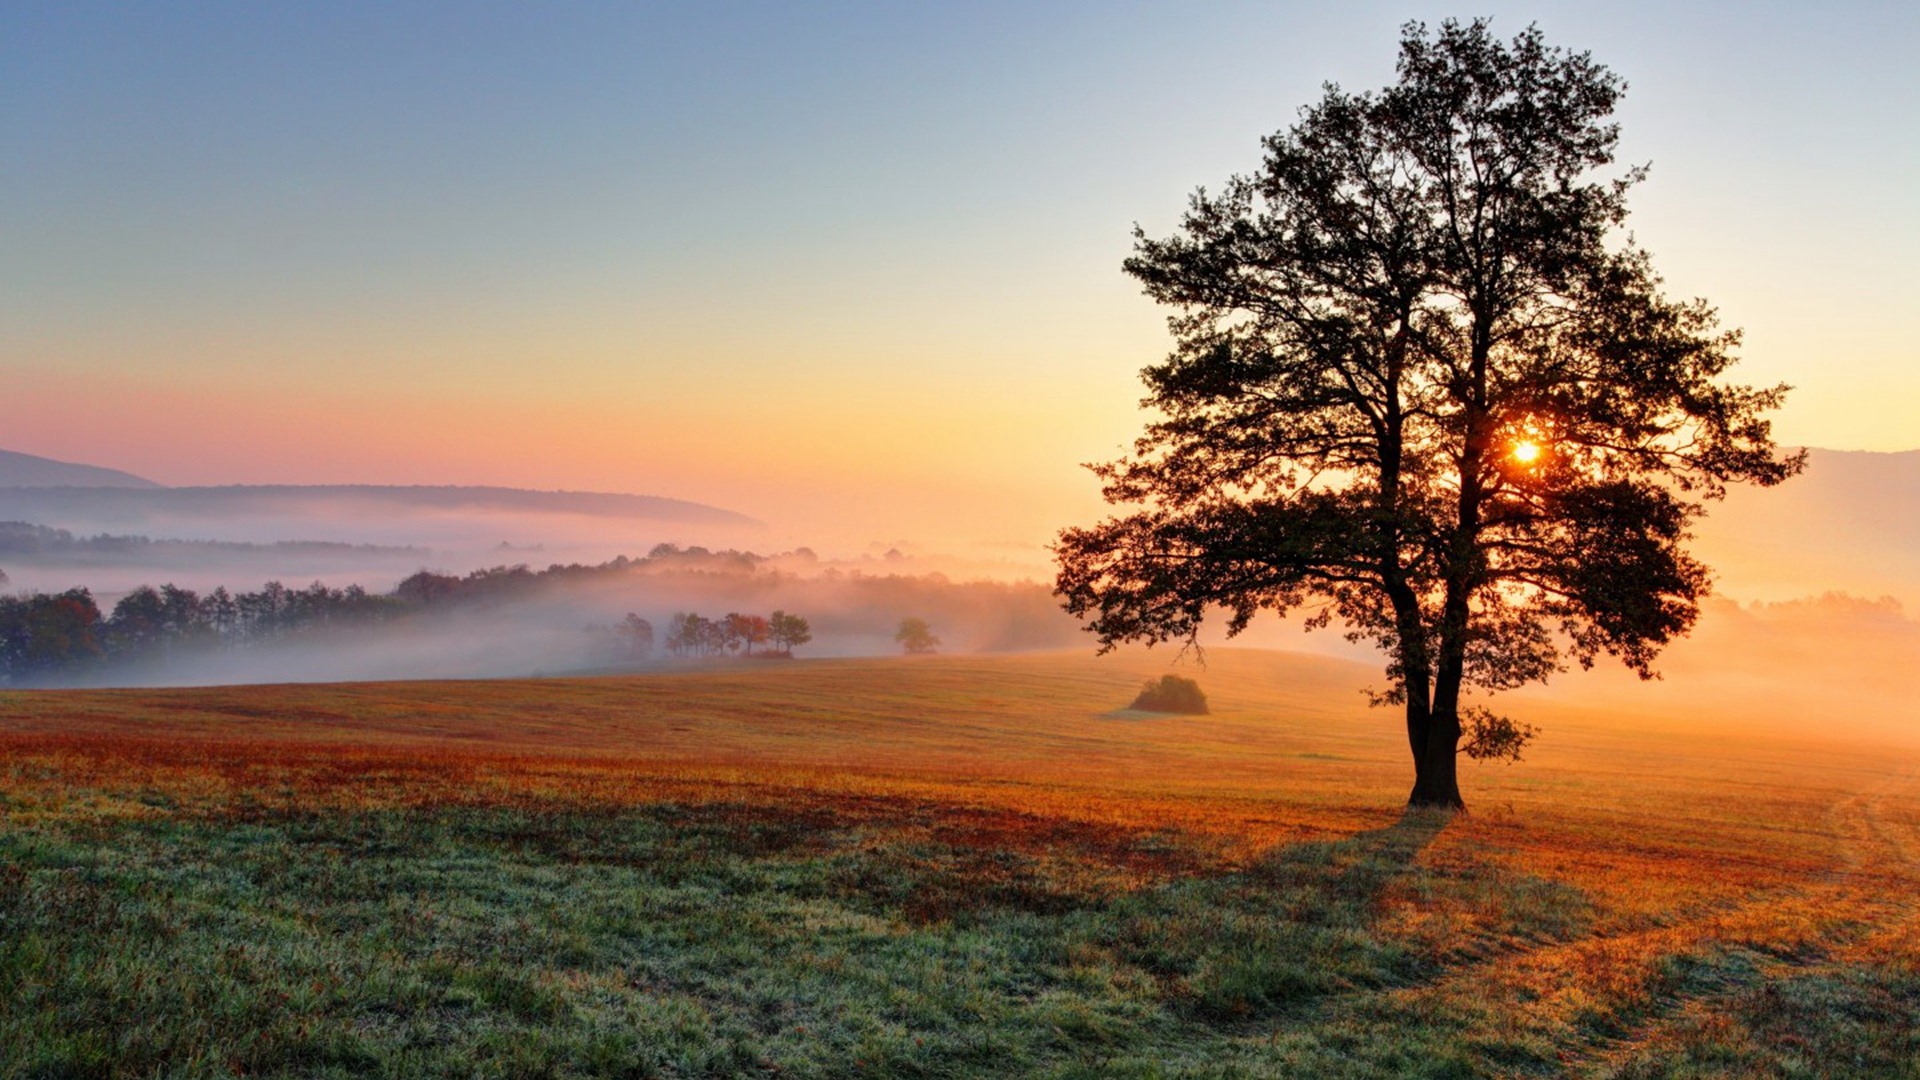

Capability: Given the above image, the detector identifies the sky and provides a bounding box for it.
[4,1,1915,558]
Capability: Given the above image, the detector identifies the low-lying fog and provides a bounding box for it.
[6,542,1911,746]
[1,448,1913,746]
[4,547,1077,686]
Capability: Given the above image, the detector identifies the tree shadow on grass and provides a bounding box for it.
[1096,809,1458,1021]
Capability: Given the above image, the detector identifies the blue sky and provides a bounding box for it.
[3,1,1913,549]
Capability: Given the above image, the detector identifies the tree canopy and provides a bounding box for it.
[1055,19,1800,809]
[769,610,812,656]
[895,617,940,655]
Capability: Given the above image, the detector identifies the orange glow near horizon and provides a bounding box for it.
[0,365,1128,562]
[3,3,1916,588]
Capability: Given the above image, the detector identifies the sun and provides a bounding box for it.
[1511,441,1542,464]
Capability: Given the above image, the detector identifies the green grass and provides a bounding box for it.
[10,798,1913,1079]
[3,651,1919,1077]
[0,800,1570,1079]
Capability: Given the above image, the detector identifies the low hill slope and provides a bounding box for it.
[0,483,757,528]
[0,448,159,489]
[1694,447,1920,604]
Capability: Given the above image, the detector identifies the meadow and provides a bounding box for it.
[2,650,1916,1078]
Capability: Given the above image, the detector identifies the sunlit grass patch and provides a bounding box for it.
[2,652,1918,1076]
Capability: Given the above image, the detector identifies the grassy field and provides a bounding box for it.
[2,649,1917,1078]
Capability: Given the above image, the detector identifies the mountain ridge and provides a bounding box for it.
[0,449,160,490]
[0,483,760,528]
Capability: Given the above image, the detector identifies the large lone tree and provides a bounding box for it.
[1055,20,1801,809]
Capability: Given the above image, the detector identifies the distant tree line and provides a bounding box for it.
[0,580,401,683]
[0,538,1027,684]
[0,548,837,684]
[0,520,420,560]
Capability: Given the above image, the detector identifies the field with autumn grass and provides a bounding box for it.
[2,650,1917,1078]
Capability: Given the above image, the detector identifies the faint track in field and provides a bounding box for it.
[1371,848,1833,1078]
[1558,763,1920,1078]
[1359,763,1920,1077]
[1431,767,1920,996]
[1828,764,1920,960]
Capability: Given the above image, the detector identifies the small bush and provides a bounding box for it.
[1130,674,1208,715]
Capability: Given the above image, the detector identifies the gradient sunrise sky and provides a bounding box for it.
[5,1,1914,556]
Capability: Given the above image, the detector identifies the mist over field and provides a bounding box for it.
[1692,449,1920,607]
[1,448,1914,753]
[6,549,1911,756]
[0,483,765,577]
[0,521,433,598]
[13,547,1082,689]
[0,468,772,601]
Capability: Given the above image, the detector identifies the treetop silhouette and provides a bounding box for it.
[1055,19,1801,809]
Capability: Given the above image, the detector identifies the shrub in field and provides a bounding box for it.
[1130,674,1208,715]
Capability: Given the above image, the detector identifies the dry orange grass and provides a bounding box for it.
[4,648,1917,1072]
[1,649,1909,882]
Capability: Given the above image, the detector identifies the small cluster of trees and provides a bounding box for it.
[663,610,812,657]
[394,565,542,606]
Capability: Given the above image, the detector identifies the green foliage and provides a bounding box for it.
[1459,706,1537,763]
[895,616,940,654]
[769,610,812,655]
[0,799,1623,1078]
[1129,674,1209,715]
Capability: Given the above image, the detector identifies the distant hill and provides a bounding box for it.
[1692,448,1920,605]
[0,520,426,565]
[0,484,759,531]
[0,449,159,489]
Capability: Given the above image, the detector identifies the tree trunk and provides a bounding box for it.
[1408,296,1493,813]
[1389,607,1432,770]
[1408,704,1465,810]
[1408,599,1470,808]
[1408,518,1473,810]
[1405,696,1429,771]
[1397,637,1433,785]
